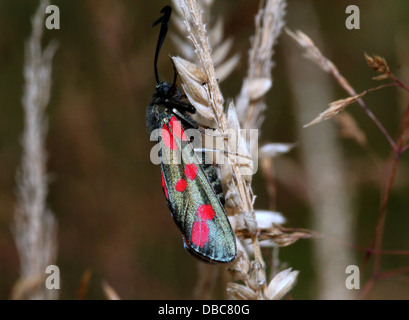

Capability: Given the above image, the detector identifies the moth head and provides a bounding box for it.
[154,81,182,100]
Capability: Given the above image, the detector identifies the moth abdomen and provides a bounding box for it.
[202,161,225,206]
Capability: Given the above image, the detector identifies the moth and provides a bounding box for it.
[146,6,236,263]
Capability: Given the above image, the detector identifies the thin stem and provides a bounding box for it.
[372,152,400,274]
[331,68,398,151]
[376,100,409,247]
[375,249,409,255]
[390,74,409,93]
[359,278,375,299]
[288,30,399,151]
[360,265,409,299]
[322,234,409,256]
[377,266,409,280]
[360,101,409,298]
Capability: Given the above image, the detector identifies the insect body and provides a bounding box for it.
[147,6,236,263]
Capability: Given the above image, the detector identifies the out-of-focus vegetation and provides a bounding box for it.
[1,0,409,299]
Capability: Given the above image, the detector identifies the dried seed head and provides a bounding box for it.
[172,55,207,83]
[247,260,266,291]
[170,34,196,60]
[242,210,257,234]
[229,209,259,233]
[286,29,333,73]
[263,225,317,247]
[365,53,390,76]
[208,17,224,48]
[171,0,238,82]
[264,268,299,300]
[224,102,254,179]
[259,143,295,158]
[226,283,258,300]
[226,101,240,130]
[254,210,286,228]
[304,92,366,128]
[244,78,272,101]
[172,56,216,121]
[236,224,316,248]
[212,37,233,66]
[215,53,240,83]
[228,212,245,230]
[337,112,367,146]
[227,105,251,154]
[220,162,233,188]
[102,281,121,300]
[228,246,251,281]
[372,74,390,81]
[224,189,241,214]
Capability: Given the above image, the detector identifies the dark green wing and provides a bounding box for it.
[160,115,236,263]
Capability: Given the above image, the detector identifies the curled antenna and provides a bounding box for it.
[152,6,172,84]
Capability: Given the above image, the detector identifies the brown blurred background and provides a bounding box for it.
[1,0,409,299]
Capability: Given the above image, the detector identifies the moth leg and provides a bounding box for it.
[165,99,196,114]
[198,127,231,138]
[194,147,253,161]
[172,109,199,129]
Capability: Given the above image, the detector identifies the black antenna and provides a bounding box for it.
[152,6,172,84]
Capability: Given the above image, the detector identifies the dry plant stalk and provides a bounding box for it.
[288,20,409,298]
[303,55,398,128]
[171,0,240,84]
[304,92,367,127]
[286,29,349,87]
[287,29,399,150]
[283,0,356,299]
[173,0,300,300]
[102,281,121,300]
[236,0,286,130]
[76,270,92,300]
[12,0,58,300]
[365,53,390,79]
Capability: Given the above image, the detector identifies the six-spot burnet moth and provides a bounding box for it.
[146,6,237,263]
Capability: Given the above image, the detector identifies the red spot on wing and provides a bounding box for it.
[161,124,177,150]
[175,179,187,192]
[190,205,215,248]
[197,204,215,220]
[161,173,169,200]
[191,221,209,248]
[185,164,198,180]
[169,116,188,141]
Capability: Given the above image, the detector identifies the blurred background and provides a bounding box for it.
[1,0,409,299]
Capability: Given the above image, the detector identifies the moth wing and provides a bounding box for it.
[160,117,236,263]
